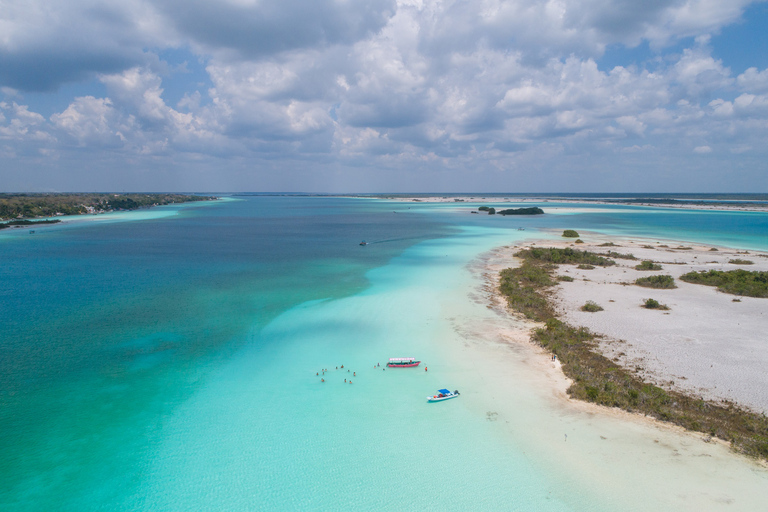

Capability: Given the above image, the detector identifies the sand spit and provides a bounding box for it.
[437,243,768,511]
[497,233,768,414]
[370,196,768,213]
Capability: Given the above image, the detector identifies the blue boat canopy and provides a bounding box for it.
[438,389,451,394]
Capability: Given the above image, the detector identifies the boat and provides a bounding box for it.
[427,389,460,402]
[387,357,421,368]
[360,240,367,246]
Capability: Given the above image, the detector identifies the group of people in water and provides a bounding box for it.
[316,364,355,384]
[317,361,428,384]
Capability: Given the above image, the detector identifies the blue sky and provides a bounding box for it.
[1,0,767,193]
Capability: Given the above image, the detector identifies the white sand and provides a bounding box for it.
[502,234,768,413]
[432,243,768,510]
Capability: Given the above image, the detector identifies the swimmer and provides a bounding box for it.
[344,379,346,383]
[316,372,318,376]
[341,365,344,369]
[321,378,324,382]
[353,372,356,376]
[425,366,428,372]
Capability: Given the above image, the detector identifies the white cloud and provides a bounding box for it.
[737,67,768,93]
[1,0,768,191]
[693,145,712,153]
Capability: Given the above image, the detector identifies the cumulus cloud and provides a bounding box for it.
[1,0,768,190]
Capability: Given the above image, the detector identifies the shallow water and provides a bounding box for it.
[2,197,767,510]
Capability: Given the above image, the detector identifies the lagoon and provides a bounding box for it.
[2,196,767,511]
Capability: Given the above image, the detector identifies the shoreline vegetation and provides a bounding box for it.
[680,269,768,298]
[0,193,218,222]
[499,246,768,460]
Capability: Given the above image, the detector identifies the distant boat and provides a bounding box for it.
[359,240,368,246]
[387,357,421,368]
[518,227,525,230]
[29,230,35,234]
[427,389,460,402]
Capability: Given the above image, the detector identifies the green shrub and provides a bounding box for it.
[516,247,615,266]
[602,251,637,260]
[562,230,579,238]
[643,298,670,310]
[581,301,604,312]
[558,275,574,282]
[709,247,719,251]
[578,264,595,270]
[599,242,618,247]
[635,275,676,289]
[635,260,662,271]
[729,259,754,265]
[575,239,584,244]
[680,269,768,298]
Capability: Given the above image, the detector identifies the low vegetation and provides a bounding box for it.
[578,264,595,270]
[497,207,544,215]
[729,258,754,265]
[574,239,584,244]
[557,275,574,282]
[517,247,615,266]
[0,193,215,220]
[581,301,603,312]
[602,250,637,260]
[680,269,768,298]
[599,242,618,247]
[562,229,580,238]
[635,260,662,271]
[499,249,768,460]
[0,219,61,230]
[643,298,670,310]
[635,275,676,289]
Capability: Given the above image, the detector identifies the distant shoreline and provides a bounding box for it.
[365,195,768,213]
[0,193,219,222]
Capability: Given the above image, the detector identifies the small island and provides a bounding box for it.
[0,193,218,222]
[497,207,544,215]
[477,206,544,215]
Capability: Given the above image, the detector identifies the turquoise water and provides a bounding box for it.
[2,197,767,510]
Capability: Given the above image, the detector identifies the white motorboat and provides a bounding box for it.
[427,389,459,402]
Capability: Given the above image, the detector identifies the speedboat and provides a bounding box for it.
[427,389,459,402]
[359,240,368,246]
[387,357,421,368]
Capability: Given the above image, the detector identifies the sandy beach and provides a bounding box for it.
[420,236,768,511]
[482,232,768,414]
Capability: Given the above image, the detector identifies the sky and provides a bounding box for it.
[1,0,768,193]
